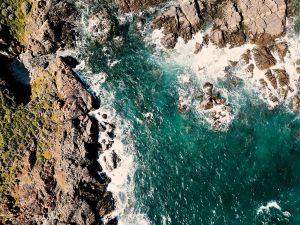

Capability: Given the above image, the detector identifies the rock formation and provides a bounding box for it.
[115,0,168,12]
[150,0,287,48]
[0,0,117,224]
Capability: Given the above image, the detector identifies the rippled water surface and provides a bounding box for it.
[81,19,300,225]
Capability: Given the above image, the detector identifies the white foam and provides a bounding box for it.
[257,201,291,218]
[77,69,149,224]
[149,24,300,130]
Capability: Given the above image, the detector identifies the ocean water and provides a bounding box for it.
[79,13,300,225]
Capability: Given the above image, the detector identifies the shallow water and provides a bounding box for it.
[80,16,300,225]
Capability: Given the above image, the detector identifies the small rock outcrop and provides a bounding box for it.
[199,82,232,131]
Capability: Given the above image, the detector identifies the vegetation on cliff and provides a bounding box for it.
[0,0,33,43]
[0,73,56,222]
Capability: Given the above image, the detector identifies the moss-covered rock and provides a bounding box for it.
[0,0,33,43]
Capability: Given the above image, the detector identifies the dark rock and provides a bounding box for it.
[265,69,277,89]
[98,192,116,218]
[274,69,289,87]
[61,56,79,68]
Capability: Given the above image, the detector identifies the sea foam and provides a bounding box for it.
[149,23,300,130]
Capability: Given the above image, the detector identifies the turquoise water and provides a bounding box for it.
[83,21,300,225]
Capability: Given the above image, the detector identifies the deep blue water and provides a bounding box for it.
[83,21,300,225]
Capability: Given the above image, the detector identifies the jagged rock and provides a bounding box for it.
[178,98,190,113]
[239,50,251,66]
[26,1,80,56]
[0,1,116,222]
[265,69,277,89]
[194,42,202,54]
[98,192,116,217]
[203,82,213,98]
[216,1,241,33]
[179,0,202,33]
[200,99,214,110]
[151,0,286,49]
[274,69,289,87]
[152,1,203,47]
[212,1,246,47]
[226,31,246,47]
[275,42,288,61]
[246,64,254,77]
[253,46,277,70]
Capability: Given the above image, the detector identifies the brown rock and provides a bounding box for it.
[179,0,202,33]
[265,69,277,89]
[253,46,277,70]
[240,50,251,65]
[200,99,214,110]
[194,42,202,54]
[274,69,289,87]
[246,64,255,76]
[275,42,288,61]
[161,33,178,49]
[210,29,225,48]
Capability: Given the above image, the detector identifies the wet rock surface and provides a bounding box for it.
[199,82,232,131]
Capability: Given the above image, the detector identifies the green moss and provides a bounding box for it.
[0,72,59,213]
[0,0,34,43]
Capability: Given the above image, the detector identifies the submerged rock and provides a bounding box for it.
[292,95,300,112]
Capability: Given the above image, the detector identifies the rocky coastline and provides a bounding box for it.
[0,0,118,224]
[1,0,300,224]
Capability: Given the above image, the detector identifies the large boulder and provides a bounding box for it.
[236,0,286,43]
